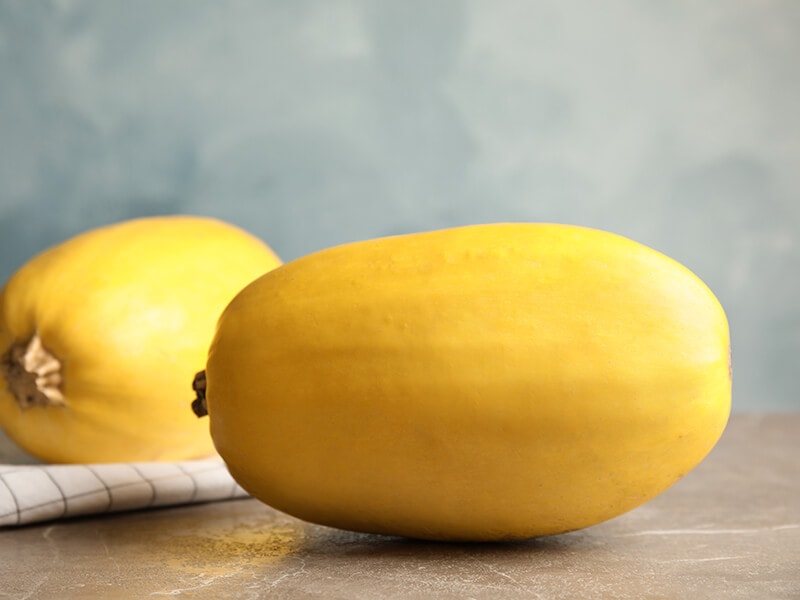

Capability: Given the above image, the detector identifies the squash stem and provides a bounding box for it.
[191,370,208,417]
[1,334,65,409]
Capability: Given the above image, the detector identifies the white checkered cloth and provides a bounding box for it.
[0,459,249,527]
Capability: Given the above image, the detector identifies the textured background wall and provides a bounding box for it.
[0,0,798,411]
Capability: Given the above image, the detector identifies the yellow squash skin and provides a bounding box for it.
[205,223,731,541]
[0,215,281,463]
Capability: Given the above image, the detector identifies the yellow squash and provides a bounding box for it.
[0,215,281,463]
[200,223,731,541]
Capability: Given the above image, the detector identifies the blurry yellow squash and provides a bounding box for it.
[0,215,281,463]
[197,223,731,541]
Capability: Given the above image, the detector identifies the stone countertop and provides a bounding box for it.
[2,413,798,599]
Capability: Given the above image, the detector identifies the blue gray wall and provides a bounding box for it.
[1,1,798,411]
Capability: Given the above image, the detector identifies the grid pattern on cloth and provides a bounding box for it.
[0,459,248,527]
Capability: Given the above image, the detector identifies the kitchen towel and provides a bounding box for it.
[0,459,249,527]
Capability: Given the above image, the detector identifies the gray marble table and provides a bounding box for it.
[1,413,798,599]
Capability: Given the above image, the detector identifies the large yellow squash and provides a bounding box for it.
[0,215,281,463]
[200,223,731,541]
